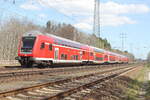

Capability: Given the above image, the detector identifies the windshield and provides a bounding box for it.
[22,37,36,49]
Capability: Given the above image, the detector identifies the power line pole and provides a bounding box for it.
[120,33,127,51]
[93,0,100,47]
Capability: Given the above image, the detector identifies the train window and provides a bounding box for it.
[22,37,36,49]
[71,55,78,60]
[74,55,76,60]
[71,55,74,60]
[104,55,108,58]
[65,54,67,60]
[95,57,103,61]
[96,57,98,61]
[40,42,45,49]
[61,54,67,60]
[61,54,65,60]
[76,55,78,60]
[82,51,85,55]
[96,57,98,60]
[49,44,53,51]
[90,52,93,56]
[110,57,115,61]
[99,57,103,61]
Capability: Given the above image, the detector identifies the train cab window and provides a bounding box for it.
[49,44,53,51]
[22,37,36,49]
[40,42,45,49]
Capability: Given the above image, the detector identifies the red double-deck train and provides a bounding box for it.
[16,31,129,67]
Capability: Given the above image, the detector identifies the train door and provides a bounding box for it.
[80,51,83,60]
[54,48,59,60]
[104,55,109,63]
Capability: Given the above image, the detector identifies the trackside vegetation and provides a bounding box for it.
[123,63,150,100]
[145,63,150,100]
[124,79,141,100]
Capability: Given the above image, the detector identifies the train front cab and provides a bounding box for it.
[17,33,54,67]
[17,34,37,67]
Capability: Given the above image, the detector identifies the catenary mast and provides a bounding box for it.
[93,0,100,47]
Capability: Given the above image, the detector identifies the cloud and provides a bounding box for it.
[99,1,148,26]
[36,0,149,30]
[101,1,149,15]
[100,14,137,27]
[20,2,41,10]
[37,0,93,16]
[74,23,92,30]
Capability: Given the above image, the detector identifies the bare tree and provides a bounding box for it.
[147,52,150,63]
[56,24,75,40]
[0,18,42,60]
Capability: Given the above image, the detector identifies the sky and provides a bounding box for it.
[0,0,150,59]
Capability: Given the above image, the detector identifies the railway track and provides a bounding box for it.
[0,64,131,82]
[0,63,129,74]
[0,65,136,100]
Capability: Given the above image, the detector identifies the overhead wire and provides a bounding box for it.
[36,0,78,23]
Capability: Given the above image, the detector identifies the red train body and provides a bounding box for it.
[16,31,129,67]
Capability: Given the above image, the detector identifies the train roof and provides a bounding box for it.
[91,46,105,53]
[23,31,42,37]
[45,33,89,50]
[105,50,127,58]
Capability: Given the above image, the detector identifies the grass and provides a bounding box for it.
[144,63,150,100]
[135,67,147,81]
[145,81,150,100]
[123,63,149,100]
[124,79,141,100]
[125,63,150,100]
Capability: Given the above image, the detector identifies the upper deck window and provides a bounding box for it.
[54,37,82,49]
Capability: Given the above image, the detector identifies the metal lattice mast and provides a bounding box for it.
[93,0,100,46]
[120,33,127,51]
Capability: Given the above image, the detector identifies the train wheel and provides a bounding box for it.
[48,61,53,68]
[21,62,33,68]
